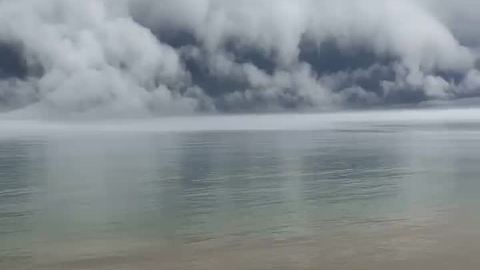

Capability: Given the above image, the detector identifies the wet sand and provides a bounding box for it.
[4,212,480,270]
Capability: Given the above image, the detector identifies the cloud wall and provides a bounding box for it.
[0,0,479,116]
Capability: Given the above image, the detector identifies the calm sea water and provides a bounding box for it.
[1,112,480,269]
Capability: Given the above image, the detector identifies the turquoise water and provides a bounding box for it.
[1,114,480,269]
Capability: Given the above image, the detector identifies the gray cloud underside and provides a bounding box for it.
[0,0,479,117]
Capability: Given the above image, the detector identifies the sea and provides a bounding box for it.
[1,109,480,269]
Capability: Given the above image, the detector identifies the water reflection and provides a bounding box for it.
[1,125,480,268]
[0,139,46,260]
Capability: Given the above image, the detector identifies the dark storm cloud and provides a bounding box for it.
[0,0,479,117]
[0,43,27,79]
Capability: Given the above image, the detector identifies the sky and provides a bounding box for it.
[0,0,479,117]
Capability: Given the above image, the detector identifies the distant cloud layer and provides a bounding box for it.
[0,0,479,117]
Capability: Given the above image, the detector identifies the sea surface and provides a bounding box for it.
[1,110,480,269]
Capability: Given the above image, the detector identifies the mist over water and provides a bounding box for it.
[2,108,480,135]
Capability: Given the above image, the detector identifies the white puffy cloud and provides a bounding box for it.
[0,0,211,117]
[0,0,479,117]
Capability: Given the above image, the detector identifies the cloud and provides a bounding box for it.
[0,0,211,117]
[0,0,479,117]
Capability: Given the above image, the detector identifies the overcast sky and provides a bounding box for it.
[0,0,479,117]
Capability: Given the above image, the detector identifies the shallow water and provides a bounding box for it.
[1,112,480,269]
